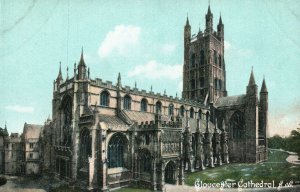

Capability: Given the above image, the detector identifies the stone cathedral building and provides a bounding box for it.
[38,5,268,192]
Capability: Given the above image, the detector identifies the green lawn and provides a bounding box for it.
[185,150,300,187]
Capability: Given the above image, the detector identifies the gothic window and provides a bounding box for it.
[168,104,174,116]
[230,111,245,140]
[219,79,222,90]
[190,53,196,68]
[190,79,195,90]
[180,105,185,117]
[190,107,194,118]
[79,128,91,169]
[108,133,127,168]
[206,111,210,121]
[219,55,222,67]
[141,98,148,112]
[200,50,205,65]
[198,109,202,119]
[156,101,162,114]
[139,150,151,173]
[145,134,150,145]
[123,95,131,110]
[100,91,110,106]
[214,50,218,65]
[62,96,72,146]
[200,77,205,87]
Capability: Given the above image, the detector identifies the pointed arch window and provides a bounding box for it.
[180,105,185,117]
[139,150,151,173]
[79,128,91,169]
[168,104,174,116]
[123,95,131,110]
[230,111,245,140]
[141,98,148,112]
[156,101,162,114]
[190,107,194,118]
[200,50,205,65]
[190,53,196,68]
[198,109,202,119]
[108,134,127,168]
[100,91,110,106]
[219,55,222,67]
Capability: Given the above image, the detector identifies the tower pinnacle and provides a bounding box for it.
[248,68,256,86]
[261,77,268,92]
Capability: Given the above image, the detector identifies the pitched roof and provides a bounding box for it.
[23,123,43,139]
[98,114,129,130]
[122,110,170,124]
[215,94,247,108]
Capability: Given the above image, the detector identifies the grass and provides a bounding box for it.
[185,150,300,187]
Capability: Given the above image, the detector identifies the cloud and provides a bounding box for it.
[162,43,176,54]
[128,60,182,80]
[224,41,231,51]
[5,105,34,113]
[98,25,141,58]
[269,101,300,137]
[224,40,253,57]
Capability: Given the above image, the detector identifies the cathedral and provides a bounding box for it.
[39,5,268,191]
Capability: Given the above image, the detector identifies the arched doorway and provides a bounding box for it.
[165,161,176,184]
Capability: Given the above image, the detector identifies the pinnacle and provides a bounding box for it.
[248,68,256,86]
[261,77,268,92]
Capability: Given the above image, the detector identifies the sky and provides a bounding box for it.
[0,0,300,137]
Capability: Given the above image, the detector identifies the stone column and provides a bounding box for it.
[161,161,165,191]
[152,159,157,190]
[88,127,98,190]
[221,130,229,164]
[198,133,205,170]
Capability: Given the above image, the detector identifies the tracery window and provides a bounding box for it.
[100,91,110,106]
[79,128,91,169]
[140,150,151,173]
[123,95,131,110]
[200,50,205,65]
[156,101,162,114]
[214,50,218,65]
[108,133,127,168]
[62,96,72,146]
[190,53,196,68]
[219,55,222,67]
[230,111,245,140]
[141,98,148,112]
[168,104,174,116]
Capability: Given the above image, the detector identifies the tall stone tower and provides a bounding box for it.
[182,6,227,104]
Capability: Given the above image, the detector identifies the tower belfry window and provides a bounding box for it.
[190,54,196,68]
[200,50,205,65]
[214,50,218,65]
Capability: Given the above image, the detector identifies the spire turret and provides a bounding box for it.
[248,68,256,86]
[117,72,122,88]
[205,5,213,34]
[56,62,63,81]
[260,77,268,93]
[77,47,87,80]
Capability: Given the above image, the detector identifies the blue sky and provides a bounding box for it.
[1,0,300,136]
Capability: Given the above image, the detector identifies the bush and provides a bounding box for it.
[0,176,7,186]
